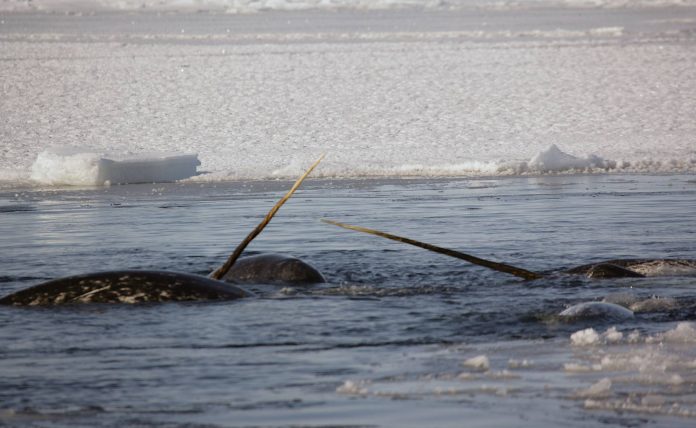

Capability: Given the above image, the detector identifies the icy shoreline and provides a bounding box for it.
[7,143,696,187]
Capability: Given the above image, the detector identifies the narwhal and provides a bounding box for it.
[222,253,325,285]
[0,155,326,306]
[321,220,695,320]
[321,219,696,280]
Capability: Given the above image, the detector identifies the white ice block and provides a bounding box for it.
[30,147,200,186]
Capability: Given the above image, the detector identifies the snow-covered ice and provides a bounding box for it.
[1,5,695,186]
[3,0,696,13]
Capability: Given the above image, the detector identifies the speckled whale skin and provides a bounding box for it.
[0,270,252,306]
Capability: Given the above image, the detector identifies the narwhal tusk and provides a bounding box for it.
[209,154,326,280]
[321,219,543,281]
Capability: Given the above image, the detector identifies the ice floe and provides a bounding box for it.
[30,147,200,186]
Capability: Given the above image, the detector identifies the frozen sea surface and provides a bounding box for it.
[1,174,696,427]
[1,6,696,184]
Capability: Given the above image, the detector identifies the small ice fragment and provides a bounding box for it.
[577,378,612,398]
[278,287,297,295]
[336,380,368,395]
[457,372,475,380]
[463,355,490,371]
[527,144,612,173]
[627,330,641,343]
[663,322,696,343]
[602,327,623,343]
[489,369,519,379]
[508,358,532,369]
[570,328,600,346]
[564,363,593,372]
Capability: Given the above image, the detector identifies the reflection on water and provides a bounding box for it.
[0,175,695,427]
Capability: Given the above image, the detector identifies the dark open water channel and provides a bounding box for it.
[1,174,696,427]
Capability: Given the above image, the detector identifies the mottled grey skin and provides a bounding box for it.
[565,263,645,279]
[564,258,696,279]
[0,270,252,306]
[222,254,326,285]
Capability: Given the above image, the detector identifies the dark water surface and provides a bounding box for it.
[1,175,696,427]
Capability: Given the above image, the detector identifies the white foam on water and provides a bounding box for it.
[29,147,200,186]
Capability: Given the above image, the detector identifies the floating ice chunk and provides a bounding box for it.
[602,327,624,343]
[570,328,600,346]
[463,355,490,371]
[627,330,642,343]
[508,358,533,369]
[526,144,613,173]
[30,147,200,186]
[662,322,696,343]
[336,380,369,395]
[576,378,612,398]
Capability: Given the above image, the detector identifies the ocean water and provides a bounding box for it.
[1,175,696,427]
[1,2,696,427]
